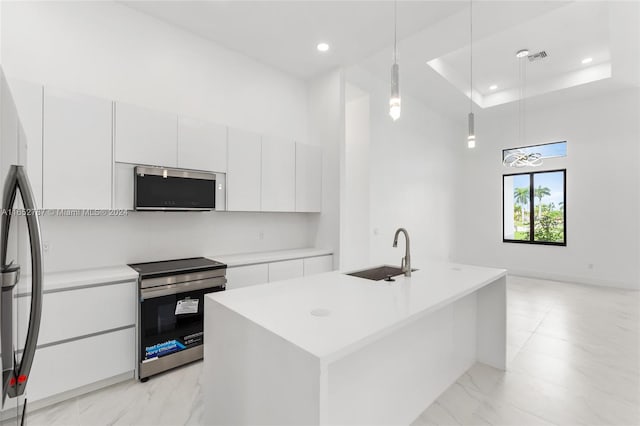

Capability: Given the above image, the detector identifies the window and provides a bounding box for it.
[502,141,567,167]
[503,169,566,245]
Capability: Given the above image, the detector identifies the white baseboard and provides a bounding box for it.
[0,371,134,421]
[506,269,639,290]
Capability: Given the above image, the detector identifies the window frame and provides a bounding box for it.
[502,168,567,246]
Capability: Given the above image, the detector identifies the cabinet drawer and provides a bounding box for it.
[303,255,333,276]
[27,327,135,402]
[17,281,136,346]
[268,259,303,282]
[226,264,269,290]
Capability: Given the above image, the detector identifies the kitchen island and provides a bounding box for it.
[203,262,506,425]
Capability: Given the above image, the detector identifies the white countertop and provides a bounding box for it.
[17,265,139,295]
[208,248,332,267]
[207,262,506,363]
[15,248,331,295]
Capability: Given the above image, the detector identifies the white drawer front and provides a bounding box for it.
[17,281,136,346]
[226,264,269,290]
[268,259,303,283]
[303,255,333,276]
[27,327,135,402]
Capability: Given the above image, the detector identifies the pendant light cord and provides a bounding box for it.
[394,0,398,64]
[518,56,527,145]
[469,0,473,112]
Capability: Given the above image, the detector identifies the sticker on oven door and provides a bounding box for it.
[145,340,186,359]
[175,298,199,315]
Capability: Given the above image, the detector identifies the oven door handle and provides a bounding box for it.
[140,277,226,300]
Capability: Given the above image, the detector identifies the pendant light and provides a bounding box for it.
[467,0,475,148]
[389,0,401,121]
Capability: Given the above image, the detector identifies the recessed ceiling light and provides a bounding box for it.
[516,49,529,58]
[316,42,330,52]
[581,57,593,64]
[489,85,498,91]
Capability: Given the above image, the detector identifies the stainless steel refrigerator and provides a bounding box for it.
[0,73,44,425]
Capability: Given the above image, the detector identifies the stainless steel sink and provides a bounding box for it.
[345,265,418,281]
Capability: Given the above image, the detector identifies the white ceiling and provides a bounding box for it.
[428,2,614,108]
[122,0,640,117]
[120,0,467,79]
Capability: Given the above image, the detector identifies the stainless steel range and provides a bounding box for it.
[128,257,227,381]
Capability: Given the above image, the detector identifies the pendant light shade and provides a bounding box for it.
[389,0,400,121]
[467,112,476,148]
[389,62,401,121]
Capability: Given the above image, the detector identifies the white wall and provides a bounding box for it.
[308,69,344,269]
[452,89,640,289]
[345,67,458,268]
[1,1,316,272]
[342,86,371,270]
[38,212,312,272]
[1,1,308,141]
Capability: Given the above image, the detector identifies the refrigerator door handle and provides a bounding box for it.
[0,165,43,404]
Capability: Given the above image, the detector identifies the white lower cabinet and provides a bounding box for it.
[18,280,137,404]
[268,259,303,282]
[17,282,136,346]
[28,327,135,402]
[225,255,332,290]
[226,263,269,290]
[303,255,333,276]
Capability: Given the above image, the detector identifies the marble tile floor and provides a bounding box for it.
[12,276,640,426]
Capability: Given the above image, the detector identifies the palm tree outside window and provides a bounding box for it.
[503,170,566,246]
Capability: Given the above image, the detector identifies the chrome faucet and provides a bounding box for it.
[392,228,411,277]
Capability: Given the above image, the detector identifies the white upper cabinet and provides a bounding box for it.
[295,142,322,212]
[8,79,44,207]
[43,88,112,209]
[114,102,177,167]
[177,117,227,172]
[261,136,295,212]
[227,128,261,211]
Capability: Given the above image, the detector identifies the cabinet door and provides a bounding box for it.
[9,79,43,207]
[295,143,322,212]
[43,88,112,209]
[303,255,333,276]
[227,128,261,211]
[114,102,177,167]
[226,264,269,290]
[268,259,303,282]
[178,116,227,172]
[114,162,135,210]
[261,136,295,212]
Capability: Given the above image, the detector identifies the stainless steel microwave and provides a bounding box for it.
[134,166,225,211]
